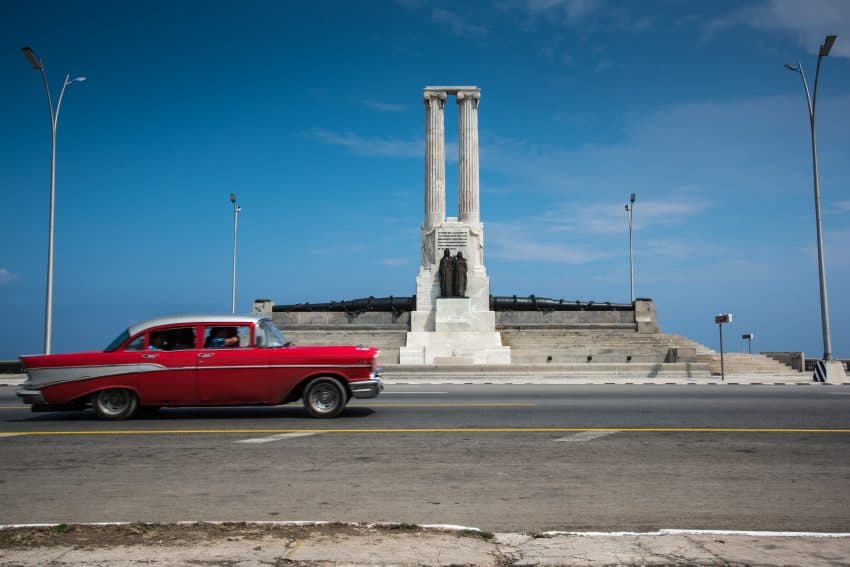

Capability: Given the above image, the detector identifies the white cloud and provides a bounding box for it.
[0,268,15,284]
[542,196,711,235]
[594,60,614,72]
[527,0,602,24]
[432,9,488,38]
[629,16,652,33]
[361,100,407,112]
[704,0,850,58]
[487,221,617,264]
[524,0,651,33]
[382,258,409,267]
[306,129,421,158]
[477,91,850,199]
[836,200,850,212]
[310,128,460,162]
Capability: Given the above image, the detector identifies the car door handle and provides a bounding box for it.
[197,353,215,358]
[142,354,158,359]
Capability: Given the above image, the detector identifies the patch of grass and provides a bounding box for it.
[388,523,420,531]
[460,529,494,540]
[54,524,71,534]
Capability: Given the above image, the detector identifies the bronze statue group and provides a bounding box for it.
[438,249,468,298]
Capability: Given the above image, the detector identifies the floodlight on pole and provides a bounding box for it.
[626,193,636,303]
[21,46,85,354]
[784,34,837,363]
[230,193,240,314]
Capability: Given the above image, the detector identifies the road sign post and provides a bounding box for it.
[715,314,732,381]
[741,332,754,355]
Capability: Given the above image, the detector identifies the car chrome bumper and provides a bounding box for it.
[349,373,383,399]
[16,388,45,405]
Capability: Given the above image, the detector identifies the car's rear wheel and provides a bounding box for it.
[92,389,138,420]
[302,377,346,418]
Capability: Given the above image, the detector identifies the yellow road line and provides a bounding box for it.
[2,403,534,409]
[2,427,849,436]
[358,402,536,407]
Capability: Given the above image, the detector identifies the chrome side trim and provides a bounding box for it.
[25,364,167,389]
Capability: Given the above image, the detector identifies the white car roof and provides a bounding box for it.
[128,314,269,337]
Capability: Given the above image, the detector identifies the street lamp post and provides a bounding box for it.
[625,193,636,303]
[21,47,85,355]
[230,193,241,314]
[785,35,837,367]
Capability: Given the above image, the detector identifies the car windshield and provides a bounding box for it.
[258,319,287,348]
[104,329,130,352]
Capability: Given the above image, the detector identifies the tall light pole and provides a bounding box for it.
[22,47,86,354]
[230,193,240,314]
[625,193,636,303]
[785,34,836,365]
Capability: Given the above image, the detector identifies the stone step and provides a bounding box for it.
[276,325,797,373]
[696,353,799,375]
[381,362,712,381]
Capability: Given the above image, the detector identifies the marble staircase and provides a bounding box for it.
[279,324,799,377]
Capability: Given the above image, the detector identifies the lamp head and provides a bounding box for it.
[819,34,837,57]
[630,193,636,203]
[230,193,236,204]
[784,63,798,72]
[70,76,86,83]
[21,46,43,70]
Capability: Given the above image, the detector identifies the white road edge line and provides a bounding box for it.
[382,392,449,395]
[554,430,619,443]
[542,529,850,538]
[0,433,25,438]
[235,432,319,444]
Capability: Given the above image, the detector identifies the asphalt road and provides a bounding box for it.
[1,383,848,531]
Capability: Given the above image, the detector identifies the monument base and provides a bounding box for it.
[400,298,511,365]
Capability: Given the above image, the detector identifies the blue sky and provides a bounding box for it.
[2,0,849,359]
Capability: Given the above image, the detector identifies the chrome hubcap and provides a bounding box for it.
[99,391,129,415]
[311,384,339,412]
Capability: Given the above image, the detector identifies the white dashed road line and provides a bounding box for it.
[554,430,619,443]
[235,432,320,444]
[382,391,449,395]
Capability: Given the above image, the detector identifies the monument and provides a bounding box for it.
[256,86,806,381]
[399,86,511,365]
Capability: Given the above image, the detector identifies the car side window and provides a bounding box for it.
[147,327,197,351]
[203,326,251,349]
[125,335,145,351]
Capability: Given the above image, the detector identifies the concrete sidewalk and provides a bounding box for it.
[1,372,841,387]
[1,523,849,566]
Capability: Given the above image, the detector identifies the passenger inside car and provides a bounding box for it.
[148,333,167,350]
[205,327,239,348]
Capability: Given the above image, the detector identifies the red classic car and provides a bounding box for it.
[17,314,382,419]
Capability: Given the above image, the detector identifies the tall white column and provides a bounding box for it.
[457,89,480,225]
[424,91,446,232]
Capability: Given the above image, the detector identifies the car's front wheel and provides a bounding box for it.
[302,377,347,418]
[92,389,138,420]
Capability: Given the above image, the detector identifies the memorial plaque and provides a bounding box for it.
[437,228,469,251]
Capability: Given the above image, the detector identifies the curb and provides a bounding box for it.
[2,521,849,538]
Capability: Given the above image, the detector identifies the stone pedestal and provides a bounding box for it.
[400,298,511,365]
